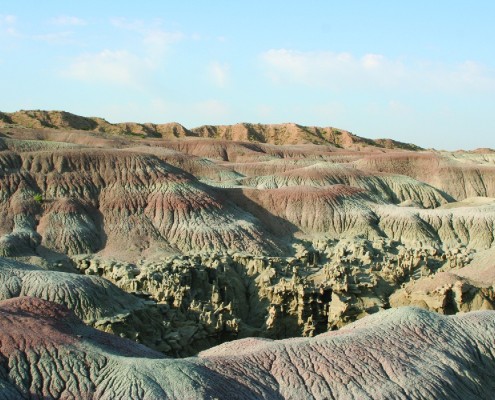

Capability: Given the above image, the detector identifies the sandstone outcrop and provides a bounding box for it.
[1,110,422,149]
[190,122,421,149]
[390,247,495,314]
[68,236,463,352]
[2,110,195,139]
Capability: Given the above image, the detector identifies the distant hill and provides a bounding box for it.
[190,123,422,150]
[0,109,422,150]
[0,110,193,139]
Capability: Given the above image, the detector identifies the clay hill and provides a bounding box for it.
[0,296,493,399]
[1,110,495,398]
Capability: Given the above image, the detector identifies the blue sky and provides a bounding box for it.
[0,1,494,150]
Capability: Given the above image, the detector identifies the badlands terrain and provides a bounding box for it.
[1,109,495,398]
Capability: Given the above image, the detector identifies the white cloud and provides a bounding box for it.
[0,15,16,24]
[194,99,230,121]
[1,15,84,43]
[144,29,183,47]
[63,50,146,88]
[143,29,183,62]
[0,14,18,36]
[260,49,495,93]
[33,31,73,44]
[110,17,145,31]
[208,62,230,88]
[110,17,183,52]
[63,18,184,88]
[50,16,87,26]
[111,18,184,62]
[422,60,495,92]
[362,53,384,69]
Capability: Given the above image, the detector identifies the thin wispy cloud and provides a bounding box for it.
[208,62,230,88]
[33,31,73,44]
[62,18,184,88]
[63,50,147,88]
[143,29,184,62]
[110,17,146,31]
[0,14,18,36]
[0,15,16,24]
[50,16,87,26]
[1,15,83,43]
[110,17,183,42]
[194,99,230,121]
[260,49,495,93]
[111,17,184,60]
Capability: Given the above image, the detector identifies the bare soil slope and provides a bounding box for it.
[0,296,493,399]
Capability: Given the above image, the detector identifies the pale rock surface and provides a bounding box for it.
[391,247,495,314]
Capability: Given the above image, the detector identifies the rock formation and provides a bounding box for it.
[356,151,495,199]
[0,297,493,399]
[1,110,495,396]
[2,110,195,139]
[1,110,421,149]
[0,146,280,259]
[391,247,495,314]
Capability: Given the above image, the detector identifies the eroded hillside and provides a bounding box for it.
[1,111,495,362]
[0,296,493,399]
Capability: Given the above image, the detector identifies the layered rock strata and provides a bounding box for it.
[1,113,495,365]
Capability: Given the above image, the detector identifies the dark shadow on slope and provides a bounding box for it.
[217,187,300,242]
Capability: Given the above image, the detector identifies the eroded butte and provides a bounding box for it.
[1,110,495,398]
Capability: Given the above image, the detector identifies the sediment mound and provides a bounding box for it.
[237,161,451,208]
[2,131,494,258]
[356,152,495,200]
[225,185,381,238]
[0,257,143,322]
[3,110,195,139]
[0,297,493,399]
[0,147,279,258]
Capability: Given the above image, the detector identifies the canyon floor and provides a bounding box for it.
[0,110,495,399]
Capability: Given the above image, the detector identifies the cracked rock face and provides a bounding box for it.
[0,297,494,399]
